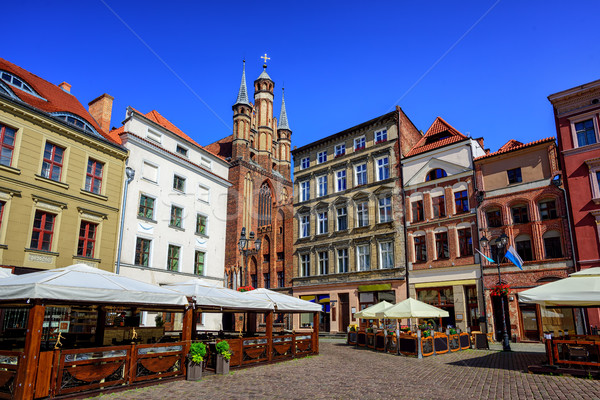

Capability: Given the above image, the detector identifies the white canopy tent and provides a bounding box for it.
[243,288,322,312]
[519,267,600,307]
[373,298,449,319]
[0,268,13,278]
[0,264,188,306]
[163,279,273,311]
[354,301,394,319]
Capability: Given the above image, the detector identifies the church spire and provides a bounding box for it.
[278,87,290,131]
[234,60,251,106]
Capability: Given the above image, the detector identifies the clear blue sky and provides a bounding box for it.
[3,1,599,153]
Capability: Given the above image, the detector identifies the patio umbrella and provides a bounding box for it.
[519,267,600,307]
[243,288,322,312]
[0,268,13,278]
[354,301,394,319]
[0,264,188,306]
[373,298,449,319]
[164,279,273,311]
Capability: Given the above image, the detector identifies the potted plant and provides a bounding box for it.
[215,340,231,375]
[187,342,206,381]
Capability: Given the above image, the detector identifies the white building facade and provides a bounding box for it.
[111,107,231,329]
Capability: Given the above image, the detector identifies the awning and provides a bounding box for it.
[0,264,188,306]
[164,279,273,311]
[519,267,600,307]
[354,301,394,319]
[374,298,449,319]
[243,288,322,312]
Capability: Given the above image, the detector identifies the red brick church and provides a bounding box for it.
[205,61,294,296]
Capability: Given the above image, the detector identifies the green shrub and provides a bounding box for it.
[189,342,207,365]
[216,340,232,361]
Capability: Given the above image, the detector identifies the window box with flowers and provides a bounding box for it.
[375,139,388,145]
[490,283,510,297]
[354,145,366,152]
[237,285,255,292]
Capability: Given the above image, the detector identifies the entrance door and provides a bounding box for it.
[520,305,540,341]
[491,295,511,342]
[339,293,349,332]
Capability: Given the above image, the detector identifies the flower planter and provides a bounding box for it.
[216,354,230,375]
[186,360,203,381]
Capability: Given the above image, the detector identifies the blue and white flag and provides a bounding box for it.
[505,246,523,270]
[475,248,495,264]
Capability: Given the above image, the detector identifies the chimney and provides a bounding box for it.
[88,93,114,133]
[58,82,71,93]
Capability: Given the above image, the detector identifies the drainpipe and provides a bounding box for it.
[116,166,135,275]
[472,144,488,335]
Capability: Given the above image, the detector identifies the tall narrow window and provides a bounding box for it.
[337,207,347,231]
[135,238,151,267]
[378,197,392,223]
[412,200,424,222]
[543,232,563,259]
[454,190,469,214]
[300,215,310,238]
[355,163,367,186]
[337,248,349,273]
[0,201,4,230]
[195,250,205,275]
[458,228,473,257]
[41,142,64,181]
[376,157,389,181]
[356,201,369,227]
[167,245,180,271]
[258,183,272,227]
[0,123,16,167]
[317,211,328,234]
[138,195,155,219]
[317,175,328,197]
[263,272,271,289]
[319,251,329,275]
[300,181,310,202]
[317,151,327,164]
[432,195,445,218]
[379,242,394,269]
[30,211,55,251]
[301,157,310,169]
[357,244,370,271]
[575,119,597,147]
[277,271,285,287]
[170,206,183,228]
[414,235,427,262]
[196,214,207,235]
[85,159,104,194]
[77,221,97,258]
[336,170,347,192]
[435,232,449,259]
[300,254,310,277]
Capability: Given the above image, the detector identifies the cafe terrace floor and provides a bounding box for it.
[96,339,600,400]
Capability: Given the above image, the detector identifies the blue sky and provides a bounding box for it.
[3,1,599,154]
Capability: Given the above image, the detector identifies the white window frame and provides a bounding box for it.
[336,169,347,192]
[300,180,310,202]
[354,136,366,150]
[375,129,388,143]
[300,253,310,277]
[355,163,367,186]
[337,248,349,273]
[356,244,370,271]
[585,158,600,202]
[378,196,392,223]
[379,241,394,269]
[317,150,327,164]
[301,157,310,170]
[176,144,189,157]
[356,201,369,227]
[317,175,328,197]
[299,214,310,238]
[376,156,390,181]
[335,143,346,157]
[318,251,329,275]
[569,112,600,149]
[317,211,328,235]
[336,206,347,231]
[173,174,186,193]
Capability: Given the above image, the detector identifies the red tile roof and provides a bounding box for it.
[204,135,233,159]
[405,117,468,157]
[0,58,118,145]
[474,137,556,161]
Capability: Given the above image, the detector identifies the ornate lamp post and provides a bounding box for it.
[480,233,511,351]
[238,227,261,287]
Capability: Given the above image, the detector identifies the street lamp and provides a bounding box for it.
[238,227,261,287]
[480,232,511,351]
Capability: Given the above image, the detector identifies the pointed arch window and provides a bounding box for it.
[258,182,272,227]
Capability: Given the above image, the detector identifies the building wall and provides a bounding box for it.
[0,100,127,272]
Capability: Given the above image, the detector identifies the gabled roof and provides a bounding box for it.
[204,134,233,159]
[474,137,556,161]
[405,117,468,157]
[0,58,118,145]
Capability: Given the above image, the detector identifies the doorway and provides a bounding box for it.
[491,295,511,342]
[520,305,540,341]
[339,293,349,332]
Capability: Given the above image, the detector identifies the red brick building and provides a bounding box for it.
[548,79,600,329]
[474,138,575,342]
[401,117,487,332]
[205,62,293,300]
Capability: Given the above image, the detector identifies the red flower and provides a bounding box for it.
[237,285,255,292]
[490,283,510,296]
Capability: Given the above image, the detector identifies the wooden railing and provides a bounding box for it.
[295,335,313,357]
[272,335,294,361]
[549,339,600,367]
[0,351,20,400]
[131,342,185,383]
[242,337,269,365]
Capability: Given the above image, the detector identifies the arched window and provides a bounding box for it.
[0,70,45,99]
[425,168,447,181]
[51,112,99,135]
[258,182,272,227]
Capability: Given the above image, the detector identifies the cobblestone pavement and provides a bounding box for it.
[96,340,600,400]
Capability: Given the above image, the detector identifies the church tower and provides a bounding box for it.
[232,61,252,161]
[253,64,275,171]
[277,88,292,177]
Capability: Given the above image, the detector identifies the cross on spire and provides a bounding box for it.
[261,53,270,64]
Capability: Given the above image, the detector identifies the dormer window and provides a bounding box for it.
[0,71,45,100]
[52,113,98,135]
